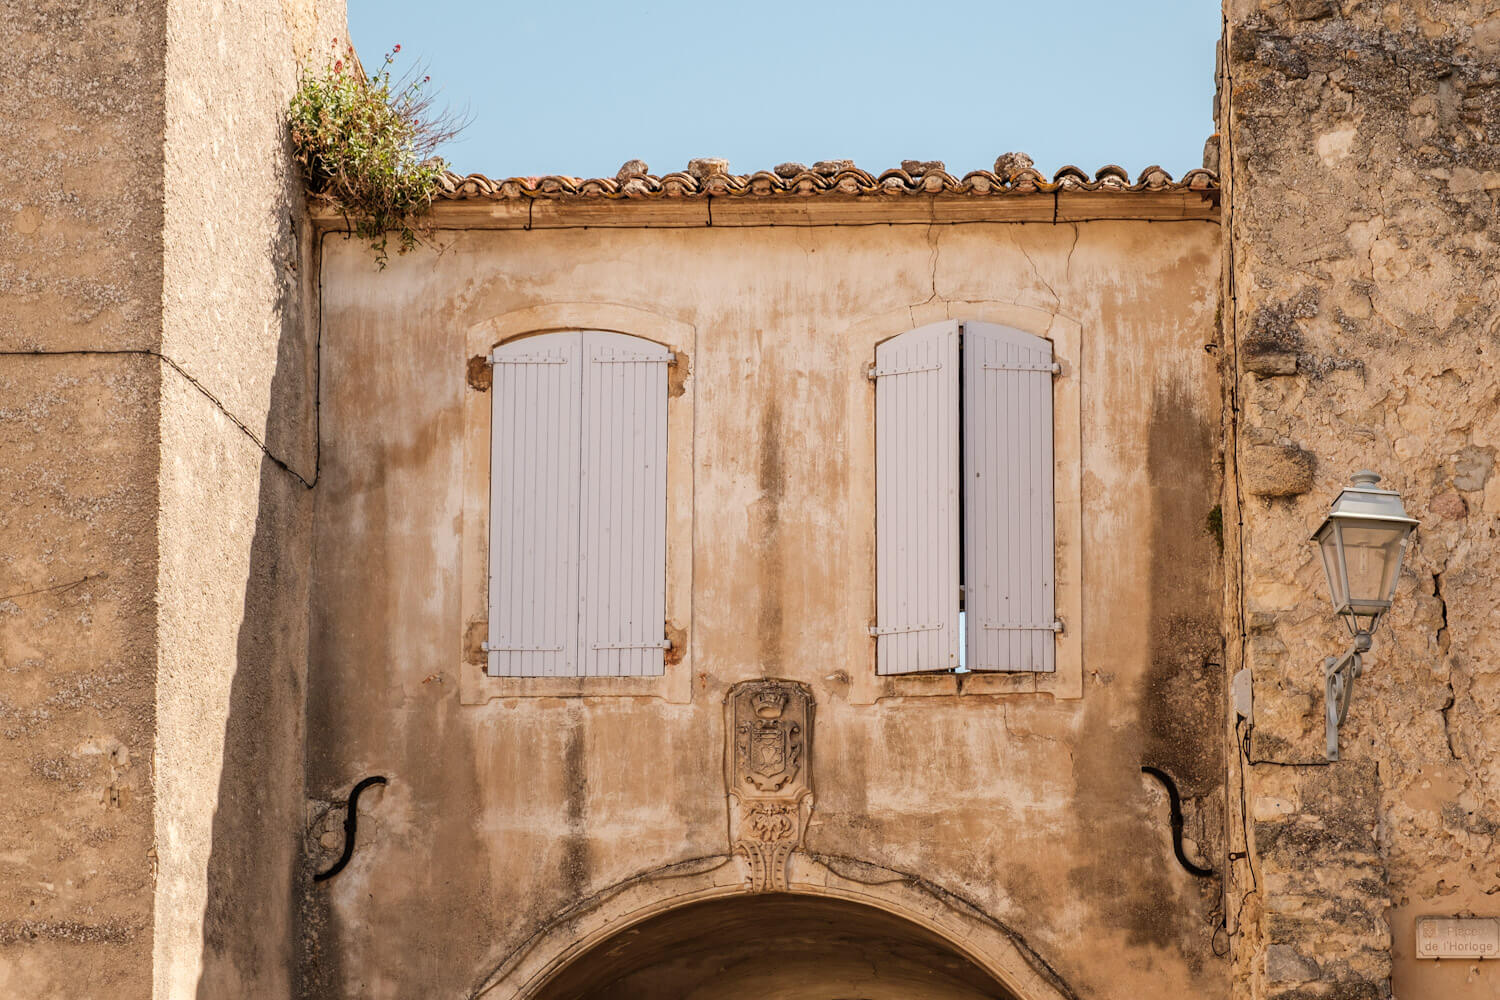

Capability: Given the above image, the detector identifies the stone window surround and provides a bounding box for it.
[845,300,1084,704]
[460,303,697,705]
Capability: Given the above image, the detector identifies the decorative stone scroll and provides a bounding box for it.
[724,679,814,892]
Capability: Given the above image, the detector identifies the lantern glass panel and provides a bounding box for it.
[1316,525,1347,611]
[1337,521,1409,609]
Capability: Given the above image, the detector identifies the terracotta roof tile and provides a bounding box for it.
[431,153,1219,203]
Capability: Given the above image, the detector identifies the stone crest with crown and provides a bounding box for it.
[724,679,814,891]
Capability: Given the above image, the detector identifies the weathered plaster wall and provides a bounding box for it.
[1221,2,1500,998]
[309,216,1225,998]
[0,3,167,997]
[155,2,342,997]
[1,1,343,996]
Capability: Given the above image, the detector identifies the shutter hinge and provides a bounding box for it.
[868,622,944,637]
[592,352,677,365]
[867,362,942,380]
[483,641,564,652]
[488,352,568,365]
[982,362,1062,375]
[591,640,673,650]
[980,619,1064,634]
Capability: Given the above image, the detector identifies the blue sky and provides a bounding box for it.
[348,1,1218,181]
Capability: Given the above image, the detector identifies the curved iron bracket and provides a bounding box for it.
[1323,632,1370,762]
[314,775,388,883]
[1141,765,1214,878]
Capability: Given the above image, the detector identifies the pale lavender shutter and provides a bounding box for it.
[962,321,1058,672]
[488,332,583,676]
[578,332,671,677]
[872,321,961,674]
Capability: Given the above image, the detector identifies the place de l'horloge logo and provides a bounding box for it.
[724,679,814,892]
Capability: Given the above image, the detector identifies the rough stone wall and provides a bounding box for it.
[1,1,343,996]
[1221,2,1500,997]
[0,3,167,997]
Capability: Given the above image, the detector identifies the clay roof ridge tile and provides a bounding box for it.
[1052,165,1092,189]
[1134,164,1174,189]
[425,161,1218,202]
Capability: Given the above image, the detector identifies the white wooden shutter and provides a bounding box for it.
[872,321,961,674]
[962,321,1057,672]
[578,332,671,676]
[488,333,583,676]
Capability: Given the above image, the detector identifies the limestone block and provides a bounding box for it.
[1264,943,1321,983]
[1253,796,1298,821]
[1452,444,1494,492]
[1243,444,1316,497]
[1429,490,1467,520]
[1286,0,1335,21]
[1244,351,1299,376]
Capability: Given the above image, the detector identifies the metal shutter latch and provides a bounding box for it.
[980,619,1065,634]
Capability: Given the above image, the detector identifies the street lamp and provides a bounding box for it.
[1311,470,1419,761]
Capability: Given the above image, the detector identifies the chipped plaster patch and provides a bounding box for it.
[1316,126,1358,167]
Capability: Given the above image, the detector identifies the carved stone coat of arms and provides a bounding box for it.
[724,679,813,892]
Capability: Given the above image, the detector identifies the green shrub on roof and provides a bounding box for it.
[289,41,464,268]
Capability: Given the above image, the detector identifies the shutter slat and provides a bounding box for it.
[489,333,583,677]
[580,331,670,677]
[874,321,961,674]
[963,321,1056,672]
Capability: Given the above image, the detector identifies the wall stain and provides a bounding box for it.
[1142,378,1224,793]
[560,708,591,898]
[751,395,786,675]
[1066,376,1225,959]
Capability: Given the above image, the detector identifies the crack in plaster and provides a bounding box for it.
[1016,240,1061,312]
[907,222,944,326]
[0,344,318,489]
[1063,224,1080,280]
[1433,571,1461,761]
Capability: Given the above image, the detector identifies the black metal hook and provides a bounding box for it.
[1141,765,1215,878]
[313,775,388,883]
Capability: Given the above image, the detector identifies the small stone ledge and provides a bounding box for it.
[1244,444,1316,497]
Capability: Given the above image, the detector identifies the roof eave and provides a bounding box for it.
[310,187,1220,233]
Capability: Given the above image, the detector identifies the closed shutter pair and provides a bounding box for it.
[873,320,1059,675]
[487,331,671,677]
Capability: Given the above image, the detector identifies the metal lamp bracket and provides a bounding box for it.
[1324,631,1371,761]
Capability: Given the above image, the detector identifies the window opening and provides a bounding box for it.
[872,320,1057,675]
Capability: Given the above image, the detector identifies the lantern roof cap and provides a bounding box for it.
[1311,470,1420,540]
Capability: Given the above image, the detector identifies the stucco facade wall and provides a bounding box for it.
[308,216,1225,998]
[1221,2,1500,998]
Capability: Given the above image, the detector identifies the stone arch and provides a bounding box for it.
[470,852,1075,1000]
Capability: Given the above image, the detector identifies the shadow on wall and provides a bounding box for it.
[190,216,317,998]
[530,893,1019,1000]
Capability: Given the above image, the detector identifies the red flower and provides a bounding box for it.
[334,59,343,72]
[393,43,401,53]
